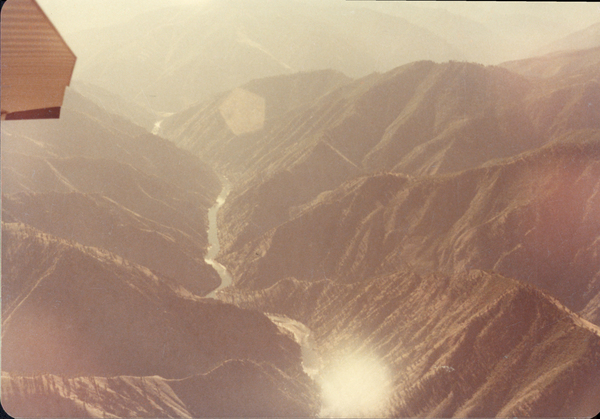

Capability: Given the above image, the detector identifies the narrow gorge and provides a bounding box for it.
[3,1,600,418]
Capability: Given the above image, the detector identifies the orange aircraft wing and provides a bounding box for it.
[1,0,76,120]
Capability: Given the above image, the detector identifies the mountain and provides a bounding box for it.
[221,139,600,325]
[163,57,600,257]
[3,192,219,296]
[65,0,464,113]
[2,88,220,206]
[2,360,318,418]
[1,66,321,417]
[221,270,600,417]
[352,1,517,65]
[1,223,305,377]
[535,22,600,57]
[4,4,600,415]
[1,223,318,417]
[2,87,223,295]
[500,46,600,82]
[423,2,600,61]
[499,47,600,141]
[69,80,159,131]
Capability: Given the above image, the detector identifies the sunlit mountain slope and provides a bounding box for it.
[1,223,318,417]
[222,139,600,325]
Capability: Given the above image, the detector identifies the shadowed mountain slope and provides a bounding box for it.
[2,87,223,295]
[1,223,317,417]
[163,57,599,255]
[2,359,318,418]
[221,270,600,418]
[1,223,304,379]
[222,139,600,326]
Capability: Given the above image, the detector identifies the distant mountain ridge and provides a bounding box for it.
[67,0,465,113]
[162,50,600,258]
[535,21,600,57]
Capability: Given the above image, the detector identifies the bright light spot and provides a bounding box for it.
[319,352,393,418]
[219,88,265,135]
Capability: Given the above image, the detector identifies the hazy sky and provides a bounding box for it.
[32,0,600,113]
[36,0,203,33]
[38,0,600,33]
[36,0,600,36]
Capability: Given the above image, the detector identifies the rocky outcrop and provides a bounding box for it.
[220,270,600,417]
[2,361,318,418]
[2,88,222,295]
[1,223,303,378]
[223,139,600,325]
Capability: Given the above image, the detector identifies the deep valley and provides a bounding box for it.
[2,1,600,418]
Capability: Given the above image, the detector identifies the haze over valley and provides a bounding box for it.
[2,1,600,417]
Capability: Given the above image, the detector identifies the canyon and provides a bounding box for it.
[2,1,600,417]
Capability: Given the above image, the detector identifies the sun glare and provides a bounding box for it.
[319,352,393,418]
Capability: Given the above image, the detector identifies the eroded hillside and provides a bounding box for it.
[1,86,318,417]
[1,223,317,417]
[3,5,600,415]
[163,49,600,261]
[220,270,600,417]
[221,139,600,324]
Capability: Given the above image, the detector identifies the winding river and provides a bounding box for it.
[205,176,233,298]
[203,176,321,382]
[267,314,321,378]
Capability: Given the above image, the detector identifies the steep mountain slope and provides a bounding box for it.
[165,61,543,180]
[69,80,158,131]
[1,223,302,378]
[162,48,600,261]
[222,139,600,326]
[3,88,220,207]
[2,87,222,295]
[1,223,318,417]
[160,69,352,161]
[1,67,321,418]
[2,361,318,418]
[221,270,600,417]
[3,192,218,296]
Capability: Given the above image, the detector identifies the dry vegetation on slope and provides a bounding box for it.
[164,50,600,258]
[1,223,318,417]
[222,139,600,324]
[2,88,222,295]
[221,270,600,417]
[1,86,319,417]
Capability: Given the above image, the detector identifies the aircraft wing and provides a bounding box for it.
[1,0,76,120]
